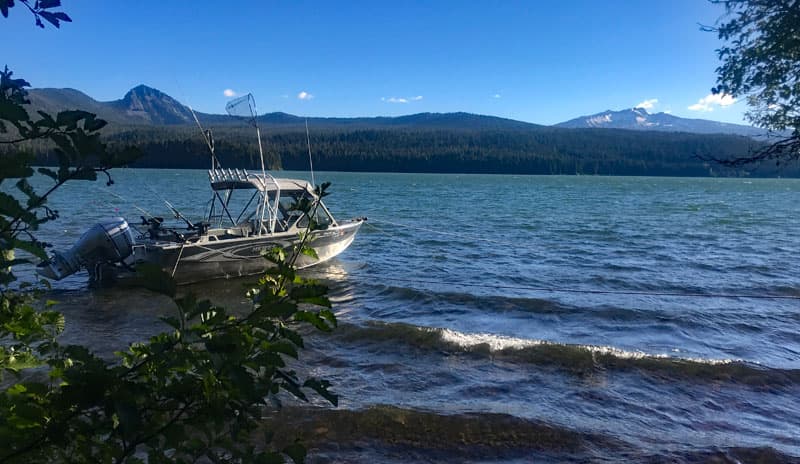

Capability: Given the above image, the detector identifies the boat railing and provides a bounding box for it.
[207,168,281,236]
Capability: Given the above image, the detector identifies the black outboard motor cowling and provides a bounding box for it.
[37,217,135,281]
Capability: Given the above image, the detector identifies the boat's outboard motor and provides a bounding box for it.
[37,218,135,281]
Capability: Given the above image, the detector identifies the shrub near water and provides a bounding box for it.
[1,60,338,462]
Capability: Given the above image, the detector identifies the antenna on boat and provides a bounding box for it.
[188,105,220,169]
[305,118,316,187]
[226,94,267,179]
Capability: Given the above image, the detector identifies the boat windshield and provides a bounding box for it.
[276,189,334,230]
[208,183,333,233]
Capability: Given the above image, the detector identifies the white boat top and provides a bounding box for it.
[208,168,313,193]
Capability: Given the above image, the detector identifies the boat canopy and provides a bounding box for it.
[208,169,313,193]
[206,168,331,235]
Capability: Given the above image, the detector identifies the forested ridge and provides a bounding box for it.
[6,119,792,177]
[82,125,791,177]
[11,84,793,177]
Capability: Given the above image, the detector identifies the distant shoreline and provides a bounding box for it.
[31,164,800,180]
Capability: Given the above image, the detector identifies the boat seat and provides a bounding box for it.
[224,225,251,238]
[236,220,256,236]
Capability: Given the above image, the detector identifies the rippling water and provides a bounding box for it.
[24,170,800,462]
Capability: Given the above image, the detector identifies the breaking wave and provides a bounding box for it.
[333,321,800,386]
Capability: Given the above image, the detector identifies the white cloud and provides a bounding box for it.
[223,89,237,97]
[297,91,314,100]
[382,96,408,103]
[688,93,736,112]
[635,98,658,110]
[493,94,502,99]
[381,95,423,104]
[664,109,672,114]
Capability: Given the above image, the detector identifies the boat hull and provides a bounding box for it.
[98,221,362,286]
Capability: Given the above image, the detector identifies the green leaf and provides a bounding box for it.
[70,168,98,181]
[0,99,30,124]
[0,152,34,181]
[8,402,45,429]
[15,178,41,208]
[38,0,62,9]
[159,315,181,330]
[13,238,48,260]
[35,110,57,128]
[4,353,43,371]
[318,309,337,328]
[267,339,298,359]
[0,192,29,221]
[260,301,297,319]
[300,246,318,260]
[52,12,71,22]
[283,441,306,464]
[82,114,106,132]
[256,451,285,464]
[55,110,91,129]
[228,365,256,398]
[114,398,142,437]
[50,133,77,157]
[37,167,58,181]
[303,378,338,406]
[279,327,305,349]
[294,310,334,332]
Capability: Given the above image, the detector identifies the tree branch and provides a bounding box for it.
[697,135,800,167]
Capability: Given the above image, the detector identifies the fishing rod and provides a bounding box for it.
[164,199,195,229]
[189,104,220,169]
[305,118,316,186]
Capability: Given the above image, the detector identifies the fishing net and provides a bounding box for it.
[225,93,263,168]
[225,93,258,127]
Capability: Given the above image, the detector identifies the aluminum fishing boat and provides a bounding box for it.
[37,93,363,285]
[37,168,365,285]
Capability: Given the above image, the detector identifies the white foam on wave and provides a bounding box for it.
[435,327,737,365]
[438,328,545,352]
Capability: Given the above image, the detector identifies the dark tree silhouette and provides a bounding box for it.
[704,0,800,166]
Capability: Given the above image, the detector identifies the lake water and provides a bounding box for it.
[25,169,800,462]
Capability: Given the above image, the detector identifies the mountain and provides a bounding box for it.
[27,85,196,126]
[28,85,770,138]
[26,88,134,124]
[555,107,769,138]
[26,85,542,131]
[15,85,790,177]
[107,85,196,125]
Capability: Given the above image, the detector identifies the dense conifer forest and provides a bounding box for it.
[5,114,791,177]
[69,125,785,177]
[9,85,792,177]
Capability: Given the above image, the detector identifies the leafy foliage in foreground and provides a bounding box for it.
[1,60,338,462]
[1,66,134,374]
[705,0,800,166]
[2,250,337,463]
[0,0,72,29]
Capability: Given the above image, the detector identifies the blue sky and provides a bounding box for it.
[2,1,746,125]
